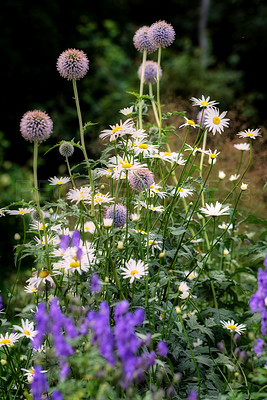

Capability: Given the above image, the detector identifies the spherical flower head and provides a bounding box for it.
[57,48,89,80]
[128,168,154,191]
[133,26,158,53]
[105,204,127,228]
[138,61,162,84]
[148,20,175,48]
[59,141,74,157]
[20,110,53,142]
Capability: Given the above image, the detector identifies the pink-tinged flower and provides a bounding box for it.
[133,26,157,53]
[57,48,89,80]
[138,61,162,84]
[20,110,53,142]
[148,20,175,48]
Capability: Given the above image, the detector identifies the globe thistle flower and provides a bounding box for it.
[148,20,175,48]
[59,141,74,157]
[128,168,154,191]
[133,26,157,53]
[138,60,162,84]
[20,110,53,142]
[56,48,89,80]
[105,204,127,228]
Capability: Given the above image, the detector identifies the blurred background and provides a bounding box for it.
[0,0,266,291]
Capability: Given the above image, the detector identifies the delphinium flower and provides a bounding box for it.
[237,128,261,140]
[59,141,75,158]
[249,255,267,334]
[67,186,92,204]
[105,204,127,228]
[133,26,158,53]
[254,338,264,358]
[128,168,154,191]
[138,60,162,84]
[199,201,230,217]
[191,95,218,108]
[32,303,49,350]
[7,207,35,216]
[233,143,250,151]
[90,273,101,293]
[20,110,53,143]
[48,176,71,186]
[157,341,168,357]
[204,107,230,135]
[0,296,3,313]
[0,332,20,347]
[51,390,64,400]
[30,365,49,400]
[13,318,38,340]
[187,390,198,400]
[179,117,199,129]
[148,20,175,48]
[57,48,89,80]
[121,259,148,283]
[100,119,134,141]
[220,320,246,335]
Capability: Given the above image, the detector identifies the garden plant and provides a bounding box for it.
[0,20,267,400]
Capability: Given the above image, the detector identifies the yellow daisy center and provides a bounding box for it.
[112,126,122,134]
[24,330,31,336]
[30,369,35,374]
[210,153,216,159]
[213,116,221,125]
[187,120,195,125]
[138,143,148,149]
[189,273,195,279]
[200,101,209,107]
[18,210,27,214]
[148,206,155,210]
[39,270,49,278]
[57,180,63,184]
[31,288,37,292]
[164,152,171,156]
[130,270,138,276]
[0,339,11,345]
[70,261,80,268]
[227,324,237,330]
[246,132,254,137]
[122,163,133,169]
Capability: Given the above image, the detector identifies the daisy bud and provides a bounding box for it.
[240,182,248,191]
[218,170,226,180]
[159,250,165,258]
[20,110,53,143]
[14,233,21,241]
[0,359,7,366]
[117,241,124,250]
[103,218,113,228]
[57,48,89,80]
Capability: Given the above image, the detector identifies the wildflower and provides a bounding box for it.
[0,208,6,217]
[57,48,89,80]
[32,303,49,349]
[26,270,56,289]
[133,26,157,53]
[250,257,267,334]
[187,390,198,400]
[240,182,248,191]
[174,187,194,198]
[148,20,175,48]
[234,143,250,151]
[20,110,53,142]
[157,341,168,357]
[229,173,240,182]
[30,365,49,400]
[218,170,226,179]
[128,168,154,191]
[103,218,113,228]
[179,281,190,299]
[179,117,199,129]
[121,259,148,283]
[109,156,148,179]
[206,149,220,164]
[7,207,34,216]
[24,284,38,294]
[82,221,95,234]
[220,320,246,335]
[149,184,167,198]
[204,107,230,135]
[129,139,159,157]
[21,367,47,384]
[90,273,101,293]
[120,106,134,116]
[254,338,264,358]
[199,202,230,217]
[52,391,64,400]
[0,332,20,347]
[67,186,91,204]
[191,95,218,108]
[105,204,127,228]
[237,128,261,140]
[138,60,162,84]
[139,201,164,213]
[13,319,38,340]
[48,176,71,185]
[100,119,134,141]
[185,271,198,280]
[59,141,74,157]
[117,241,124,250]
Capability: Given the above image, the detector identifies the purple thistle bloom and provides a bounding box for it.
[128,168,154,191]
[90,273,101,293]
[138,61,162,85]
[52,391,64,400]
[133,26,157,53]
[254,338,264,358]
[57,48,89,80]
[157,341,168,357]
[20,110,53,143]
[148,20,175,48]
[31,365,49,400]
[105,204,127,228]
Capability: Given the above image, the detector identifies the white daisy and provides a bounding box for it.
[82,221,96,234]
[128,139,159,157]
[103,218,113,227]
[120,106,134,116]
[179,117,199,129]
[109,156,148,180]
[94,192,113,206]
[204,107,230,135]
[151,151,186,165]
[237,128,261,140]
[233,143,250,151]
[7,207,34,216]
[0,208,6,217]
[26,270,57,288]
[21,367,47,384]
[199,202,230,217]
[0,332,20,347]
[220,319,246,335]
[184,144,204,156]
[54,245,96,275]
[139,201,164,213]
[218,222,233,231]
[67,186,91,204]
[24,284,38,294]
[178,281,190,299]
[240,182,248,191]
[173,187,193,198]
[229,174,240,182]
[191,95,219,108]
[13,319,38,340]
[48,176,71,185]
[206,149,220,164]
[149,184,168,198]
[100,119,134,141]
[121,259,148,283]
[185,270,198,280]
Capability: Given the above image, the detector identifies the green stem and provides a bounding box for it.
[138,50,147,129]
[148,82,160,127]
[156,46,162,138]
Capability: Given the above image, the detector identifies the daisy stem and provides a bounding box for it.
[138,50,147,130]
[178,126,190,158]
[148,82,160,127]
[236,150,244,176]
[72,78,95,217]
[156,46,162,138]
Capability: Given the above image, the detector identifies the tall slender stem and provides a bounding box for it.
[138,50,147,130]
[156,46,162,138]
[149,82,160,127]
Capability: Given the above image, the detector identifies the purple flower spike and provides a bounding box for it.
[59,235,70,250]
[32,303,49,350]
[187,390,198,400]
[254,338,264,358]
[31,365,49,400]
[52,390,64,400]
[264,253,267,268]
[90,273,101,293]
[72,230,81,247]
[157,341,168,357]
